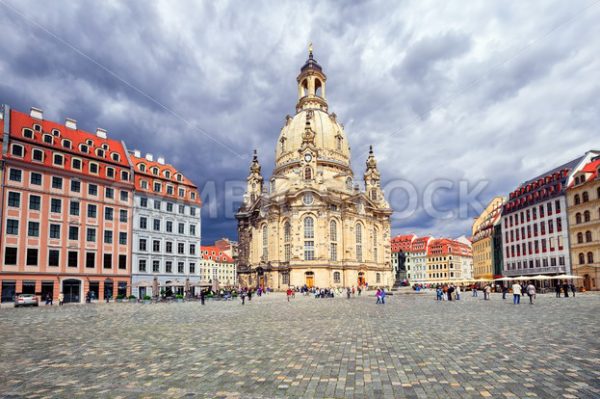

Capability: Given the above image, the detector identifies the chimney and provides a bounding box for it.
[30,107,43,120]
[65,118,77,130]
[133,149,141,158]
[145,153,154,162]
[96,128,107,139]
[157,156,165,165]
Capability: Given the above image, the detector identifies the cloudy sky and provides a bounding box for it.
[1,0,598,243]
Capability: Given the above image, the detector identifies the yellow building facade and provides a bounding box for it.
[236,49,393,290]
[471,196,504,280]
[567,158,600,291]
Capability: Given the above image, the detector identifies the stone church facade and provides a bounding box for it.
[236,48,393,290]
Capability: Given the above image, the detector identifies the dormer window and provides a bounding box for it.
[139,164,146,172]
[86,139,93,146]
[62,140,71,149]
[152,167,159,176]
[80,144,88,153]
[96,149,104,158]
[33,124,41,132]
[164,170,171,179]
[32,149,44,162]
[176,174,182,182]
[102,144,109,151]
[43,134,53,144]
[23,128,34,139]
[191,192,196,200]
[111,153,120,162]
[51,129,60,137]
[11,144,24,157]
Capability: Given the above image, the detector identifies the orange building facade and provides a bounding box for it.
[0,106,134,303]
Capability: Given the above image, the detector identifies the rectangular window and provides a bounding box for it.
[105,207,114,221]
[304,241,315,261]
[9,168,22,182]
[153,219,160,231]
[68,226,79,240]
[5,247,17,265]
[139,217,147,229]
[190,207,196,216]
[104,230,113,244]
[72,159,82,170]
[178,262,184,274]
[29,195,42,211]
[139,259,147,272]
[166,203,173,212]
[190,225,196,236]
[119,232,127,245]
[51,176,63,189]
[556,217,562,232]
[87,204,97,218]
[153,261,160,272]
[106,167,114,178]
[153,182,161,192]
[547,202,552,215]
[28,221,40,237]
[330,243,337,261]
[166,261,172,273]
[120,191,128,202]
[53,154,64,166]
[6,219,19,235]
[178,243,185,254]
[118,255,126,270]
[103,254,112,269]
[166,221,173,232]
[166,241,172,253]
[88,184,98,196]
[26,248,38,266]
[87,228,96,242]
[8,192,20,207]
[30,172,42,185]
[70,201,80,216]
[539,204,545,218]
[68,251,78,267]
[555,200,561,214]
[70,180,81,193]
[189,263,195,274]
[48,249,59,267]
[178,223,184,234]
[179,205,185,214]
[167,186,174,195]
[49,224,61,239]
[119,210,127,222]
[548,220,554,234]
[105,187,114,199]
[179,188,185,197]
[139,239,147,251]
[86,252,95,268]
[153,240,160,252]
[140,197,148,207]
[89,163,98,174]
[154,200,161,210]
[50,198,62,213]
[189,244,196,255]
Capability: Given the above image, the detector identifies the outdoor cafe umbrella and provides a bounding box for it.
[494,276,513,281]
[555,274,583,279]
[133,280,153,287]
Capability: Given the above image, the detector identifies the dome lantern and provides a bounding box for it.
[296,44,327,113]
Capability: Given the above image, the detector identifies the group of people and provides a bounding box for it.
[435,284,462,301]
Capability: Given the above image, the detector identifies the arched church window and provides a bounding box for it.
[304,217,315,261]
[284,221,291,262]
[330,220,338,261]
[315,78,323,97]
[262,225,268,260]
[304,167,312,180]
[356,223,363,262]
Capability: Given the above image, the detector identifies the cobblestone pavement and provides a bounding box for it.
[0,291,599,399]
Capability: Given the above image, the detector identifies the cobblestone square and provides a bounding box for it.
[0,292,599,398]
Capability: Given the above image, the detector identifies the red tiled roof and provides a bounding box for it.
[200,246,234,263]
[131,154,201,205]
[567,159,600,188]
[427,238,472,257]
[9,109,130,169]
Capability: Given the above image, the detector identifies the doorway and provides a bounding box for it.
[62,279,81,303]
[358,272,366,287]
[305,271,314,288]
[584,274,591,291]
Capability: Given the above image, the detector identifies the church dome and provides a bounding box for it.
[275,109,350,167]
[274,47,351,170]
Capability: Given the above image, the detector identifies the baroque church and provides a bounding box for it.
[236,47,393,290]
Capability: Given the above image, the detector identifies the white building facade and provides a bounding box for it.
[130,152,202,297]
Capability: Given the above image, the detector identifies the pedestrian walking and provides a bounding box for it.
[502,285,508,300]
[526,282,536,304]
[562,281,570,298]
[455,285,461,301]
[240,289,246,305]
[555,283,561,298]
[436,286,443,301]
[375,289,381,304]
[200,289,205,305]
[472,284,478,297]
[380,288,386,304]
[58,292,64,306]
[346,287,351,299]
[286,288,293,302]
[570,283,576,297]
[484,284,491,300]
[247,289,252,301]
[512,282,521,305]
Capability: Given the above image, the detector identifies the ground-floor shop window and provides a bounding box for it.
[1,281,16,302]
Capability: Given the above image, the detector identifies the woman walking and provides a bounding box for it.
[526,282,536,304]
[512,282,522,305]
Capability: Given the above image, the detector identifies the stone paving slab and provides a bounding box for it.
[0,292,599,398]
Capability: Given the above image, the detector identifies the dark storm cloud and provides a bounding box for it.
[0,0,598,243]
